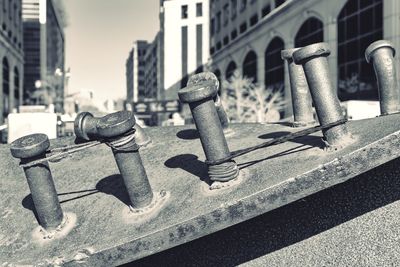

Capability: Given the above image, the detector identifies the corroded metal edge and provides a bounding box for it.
[60,129,400,267]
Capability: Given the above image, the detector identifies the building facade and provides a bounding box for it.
[126,40,149,103]
[159,0,210,100]
[209,0,400,117]
[22,0,65,112]
[144,33,160,100]
[0,0,24,124]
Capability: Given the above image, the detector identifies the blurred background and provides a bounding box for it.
[0,0,397,143]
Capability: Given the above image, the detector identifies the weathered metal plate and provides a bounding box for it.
[1,114,400,266]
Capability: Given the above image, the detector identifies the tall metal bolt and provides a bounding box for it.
[10,133,64,230]
[187,72,231,133]
[74,111,151,147]
[178,80,239,182]
[293,42,352,148]
[365,40,400,115]
[281,48,315,127]
[96,111,154,208]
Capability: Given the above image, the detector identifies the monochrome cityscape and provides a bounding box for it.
[0,0,399,136]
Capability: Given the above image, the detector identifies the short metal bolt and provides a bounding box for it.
[10,134,64,230]
[293,43,352,148]
[74,111,151,147]
[281,48,315,127]
[365,40,400,115]
[96,111,154,208]
[178,81,239,182]
[187,72,231,133]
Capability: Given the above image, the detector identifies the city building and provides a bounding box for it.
[126,40,149,103]
[209,0,399,117]
[0,0,24,124]
[155,0,210,100]
[144,33,160,101]
[22,0,66,112]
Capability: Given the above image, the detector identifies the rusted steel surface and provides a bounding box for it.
[281,48,315,127]
[293,43,352,149]
[1,114,400,266]
[365,40,400,115]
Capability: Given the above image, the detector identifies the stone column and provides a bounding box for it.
[8,65,14,114]
[383,0,400,91]
[282,40,294,118]
[324,15,339,94]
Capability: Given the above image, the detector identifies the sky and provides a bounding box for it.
[63,0,159,104]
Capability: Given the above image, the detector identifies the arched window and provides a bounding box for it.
[214,69,222,95]
[225,61,237,81]
[242,51,258,83]
[14,67,19,108]
[265,37,284,89]
[294,17,324,47]
[2,58,9,118]
[337,0,383,100]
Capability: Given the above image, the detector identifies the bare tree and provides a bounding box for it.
[222,70,287,123]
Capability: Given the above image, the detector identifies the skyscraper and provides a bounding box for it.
[126,40,149,103]
[22,0,65,112]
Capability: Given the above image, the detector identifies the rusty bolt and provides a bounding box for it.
[74,111,151,147]
[178,81,239,182]
[187,72,231,133]
[365,40,400,115]
[281,48,315,127]
[10,134,64,230]
[96,111,154,208]
[293,43,352,148]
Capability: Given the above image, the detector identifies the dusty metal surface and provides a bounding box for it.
[365,40,400,115]
[1,114,400,266]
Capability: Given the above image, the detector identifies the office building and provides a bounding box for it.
[22,0,65,112]
[157,0,210,100]
[0,0,24,124]
[126,40,149,103]
[209,0,400,117]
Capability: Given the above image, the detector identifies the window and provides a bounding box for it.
[210,18,215,36]
[223,4,229,26]
[216,11,221,32]
[181,5,188,19]
[242,51,258,82]
[223,35,229,45]
[231,0,237,19]
[225,61,237,80]
[250,14,258,26]
[216,41,222,50]
[262,4,271,17]
[240,0,247,12]
[265,37,285,89]
[231,29,237,40]
[294,17,323,47]
[210,47,215,55]
[239,22,247,33]
[2,57,10,118]
[196,3,202,17]
[275,0,285,8]
[337,0,383,101]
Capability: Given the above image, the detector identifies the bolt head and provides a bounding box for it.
[96,111,136,138]
[178,80,217,103]
[292,42,331,65]
[365,40,395,63]
[10,133,50,159]
[74,112,95,140]
[187,71,219,89]
[281,48,301,60]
